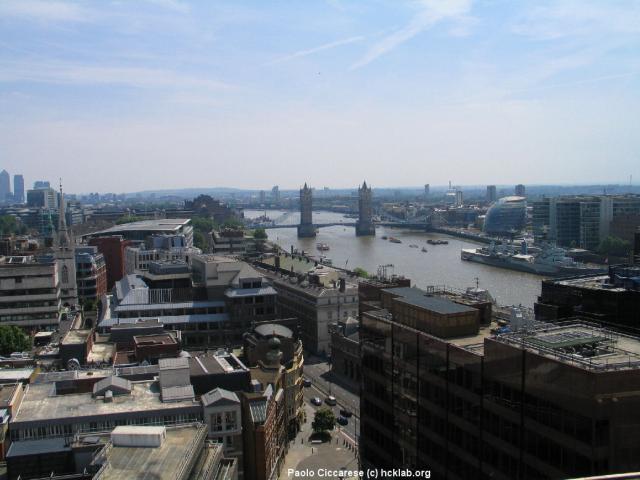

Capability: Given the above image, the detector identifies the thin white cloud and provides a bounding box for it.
[512,0,640,39]
[351,0,474,69]
[0,0,91,23]
[0,61,232,90]
[269,35,364,65]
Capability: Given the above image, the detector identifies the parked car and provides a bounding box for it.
[325,395,337,406]
[311,397,322,406]
[339,408,352,418]
[337,416,349,426]
[303,378,312,387]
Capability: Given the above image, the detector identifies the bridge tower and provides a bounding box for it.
[297,183,316,238]
[356,181,376,236]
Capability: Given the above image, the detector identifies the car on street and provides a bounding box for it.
[303,378,312,387]
[337,416,349,426]
[339,408,352,418]
[325,395,337,406]
[311,397,322,406]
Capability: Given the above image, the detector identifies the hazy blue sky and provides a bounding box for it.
[1,0,639,193]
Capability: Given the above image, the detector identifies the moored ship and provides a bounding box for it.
[461,242,607,276]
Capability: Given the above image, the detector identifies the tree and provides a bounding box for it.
[353,267,369,278]
[191,215,216,234]
[597,236,632,257]
[253,228,268,240]
[222,218,243,229]
[115,215,142,225]
[0,326,31,356]
[312,407,335,433]
[193,231,207,251]
[0,215,26,235]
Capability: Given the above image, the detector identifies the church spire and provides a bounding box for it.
[58,178,71,248]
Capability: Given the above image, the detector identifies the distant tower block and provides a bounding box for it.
[356,181,375,236]
[515,184,526,197]
[424,184,430,198]
[297,183,316,238]
[486,185,497,202]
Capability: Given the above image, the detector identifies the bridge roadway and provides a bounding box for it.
[246,221,427,230]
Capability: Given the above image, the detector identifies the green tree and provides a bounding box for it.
[597,236,632,257]
[353,267,369,278]
[193,231,207,251]
[115,215,143,225]
[0,215,26,235]
[0,326,31,356]
[312,407,335,433]
[253,228,268,240]
[191,215,216,233]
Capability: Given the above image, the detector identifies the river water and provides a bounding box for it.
[245,209,543,307]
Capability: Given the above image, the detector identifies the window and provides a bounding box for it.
[225,411,237,430]
[210,413,223,432]
[61,265,69,284]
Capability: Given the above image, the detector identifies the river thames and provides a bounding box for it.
[245,209,543,307]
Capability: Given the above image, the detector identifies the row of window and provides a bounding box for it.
[12,413,201,441]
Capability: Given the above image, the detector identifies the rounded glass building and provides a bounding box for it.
[483,196,526,235]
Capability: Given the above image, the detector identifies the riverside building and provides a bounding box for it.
[360,285,640,479]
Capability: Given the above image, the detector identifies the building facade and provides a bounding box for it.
[486,185,497,203]
[356,181,375,236]
[0,170,10,203]
[0,256,60,329]
[360,287,640,479]
[535,265,640,332]
[483,196,526,236]
[297,183,315,238]
[13,175,24,205]
[75,246,107,304]
[243,323,304,436]
[267,269,358,355]
[534,195,640,250]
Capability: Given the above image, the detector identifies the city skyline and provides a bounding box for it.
[1,0,639,192]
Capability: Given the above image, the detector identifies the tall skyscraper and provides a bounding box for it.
[271,185,280,203]
[297,183,315,238]
[486,185,497,202]
[515,183,526,196]
[13,174,25,204]
[356,181,375,236]
[34,180,50,189]
[424,184,430,198]
[0,170,11,202]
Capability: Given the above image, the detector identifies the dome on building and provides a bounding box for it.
[484,196,526,235]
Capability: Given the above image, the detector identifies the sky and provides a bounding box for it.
[0,0,639,194]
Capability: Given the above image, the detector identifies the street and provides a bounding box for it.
[302,353,360,444]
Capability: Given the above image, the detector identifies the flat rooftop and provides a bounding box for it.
[94,424,209,480]
[89,219,191,236]
[386,287,478,315]
[551,275,625,291]
[134,333,178,346]
[494,322,640,371]
[190,353,248,376]
[0,383,20,406]
[12,380,199,426]
[61,329,92,345]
